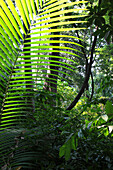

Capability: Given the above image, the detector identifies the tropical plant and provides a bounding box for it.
[0,0,87,168]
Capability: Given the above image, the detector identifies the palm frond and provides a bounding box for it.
[0,0,87,168]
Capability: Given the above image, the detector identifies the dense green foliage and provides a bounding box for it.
[0,0,113,169]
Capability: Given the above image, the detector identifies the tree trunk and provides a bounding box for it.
[44,31,60,93]
[23,23,35,113]
[44,12,60,94]
[23,24,33,90]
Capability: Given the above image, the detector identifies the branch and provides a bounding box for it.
[76,30,89,94]
[89,71,94,101]
[66,36,97,110]
[66,0,102,110]
[76,30,87,60]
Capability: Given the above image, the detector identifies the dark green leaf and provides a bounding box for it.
[105,101,113,115]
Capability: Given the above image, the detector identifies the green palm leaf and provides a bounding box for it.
[0,0,87,168]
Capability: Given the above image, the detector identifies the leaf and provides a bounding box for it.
[101,114,108,122]
[108,126,113,133]
[65,140,71,161]
[71,135,76,150]
[59,134,76,161]
[0,0,87,167]
[59,144,66,158]
[105,101,113,115]
[103,127,109,136]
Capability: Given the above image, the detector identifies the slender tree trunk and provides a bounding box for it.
[23,23,35,113]
[44,31,60,93]
[44,13,60,94]
[23,24,33,90]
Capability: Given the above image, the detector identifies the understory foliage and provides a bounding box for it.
[0,0,113,169]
